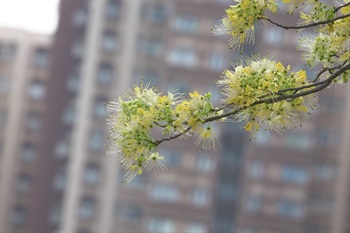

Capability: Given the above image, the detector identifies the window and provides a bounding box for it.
[33,48,49,67]
[105,0,121,19]
[213,214,233,233]
[48,205,61,226]
[11,206,26,226]
[277,200,304,218]
[142,5,167,24]
[0,110,7,126]
[78,197,96,219]
[309,197,334,215]
[88,130,104,151]
[218,182,237,200]
[53,171,66,192]
[160,149,181,167]
[124,172,145,187]
[101,31,119,52]
[173,16,199,33]
[62,104,75,125]
[248,160,265,179]
[319,96,345,113]
[133,69,159,86]
[54,140,70,159]
[0,43,17,61]
[285,133,311,149]
[97,64,113,85]
[21,144,36,162]
[72,9,87,27]
[196,153,213,172]
[117,204,142,221]
[265,27,283,45]
[281,165,308,184]
[316,128,340,146]
[26,112,41,132]
[317,129,329,145]
[222,151,240,167]
[192,187,210,207]
[16,174,31,194]
[137,38,163,57]
[313,164,337,181]
[93,97,107,118]
[0,76,11,94]
[186,223,206,233]
[168,48,197,67]
[66,73,80,93]
[209,53,225,71]
[71,40,84,58]
[28,80,45,100]
[151,183,179,203]
[245,195,261,213]
[83,163,100,185]
[255,130,270,144]
[148,218,175,233]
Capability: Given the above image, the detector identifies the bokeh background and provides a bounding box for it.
[0,1,349,233]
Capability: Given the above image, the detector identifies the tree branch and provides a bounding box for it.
[334,2,350,12]
[313,62,347,82]
[153,63,350,146]
[264,13,350,30]
[206,63,350,122]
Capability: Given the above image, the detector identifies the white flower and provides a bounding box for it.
[195,126,221,150]
[145,152,167,174]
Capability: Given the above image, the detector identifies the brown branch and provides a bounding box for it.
[205,63,350,122]
[264,13,350,30]
[153,63,349,146]
[313,62,347,82]
[154,127,192,146]
[258,63,348,99]
[335,2,350,12]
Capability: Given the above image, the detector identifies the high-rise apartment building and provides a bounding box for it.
[234,11,350,233]
[46,1,236,233]
[1,1,348,233]
[0,28,51,232]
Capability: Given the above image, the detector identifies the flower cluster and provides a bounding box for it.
[299,0,350,82]
[107,85,223,182]
[299,1,335,25]
[212,0,277,49]
[218,58,318,135]
[106,85,168,182]
[107,0,349,183]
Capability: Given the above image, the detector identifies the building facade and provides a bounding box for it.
[0,1,349,233]
[0,28,51,232]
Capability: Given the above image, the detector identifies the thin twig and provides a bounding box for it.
[313,62,347,82]
[264,13,350,30]
[154,127,192,146]
[334,2,350,12]
[258,63,348,99]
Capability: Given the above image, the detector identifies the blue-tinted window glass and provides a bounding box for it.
[151,183,179,203]
[277,200,304,218]
[97,64,113,85]
[281,165,308,184]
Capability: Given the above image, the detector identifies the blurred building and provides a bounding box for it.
[33,1,240,233]
[0,28,51,232]
[1,1,349,233]
[233,10,350,233]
